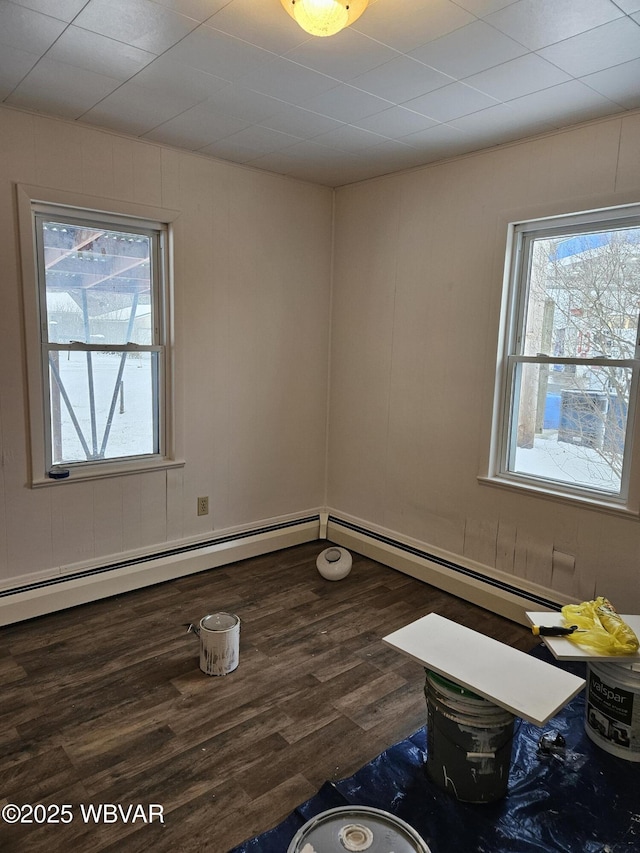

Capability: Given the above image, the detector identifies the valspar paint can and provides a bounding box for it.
[424,670,515,803]
[585,660,640,761]
[286,806,431,853]
[195,612,240,676]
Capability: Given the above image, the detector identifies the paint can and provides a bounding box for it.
[286,805,431,852]
[424,670,515,803]
[585,660,640,761]
[196,612,240,676]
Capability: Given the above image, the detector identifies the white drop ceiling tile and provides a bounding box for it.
[453,0,519,14]
[448,102,557,142]
[400,123,478,160]
[239,57,338,106]
[302,84,391,122]
[537,17,640,77]
[130,55,228,101]
[216,123,303,154]
[73,0,200,54]
[205,83,287,123]
[360,139,434,175]
[506,79,626,127]
[7,57,121,118]
[8,0,88,21]
[261,138,336,163]
[47,27,156,81]
[198,137,264,163]
[206,0,309,53]
[0,43,39,94]
[313,123,389,153]
[410,19,527,79]
[81,80,204,135]
[151,0,229,23]
[143,102,250,148]
[485,0,625,51]
[283,28,397,82]
[581,58,640,109]
[353,0,476,53]
[464,54,571,101]
[353,106,439,138]
[0,1,66,53]
[164,24,275,81]
[287,159,375,187]
[404,82,499,122]
[258,103,345,138]
[350,55,453,103]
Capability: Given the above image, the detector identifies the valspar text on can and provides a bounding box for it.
[585,660,640,761]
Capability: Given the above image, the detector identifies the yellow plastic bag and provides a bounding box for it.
[561,596,639,655]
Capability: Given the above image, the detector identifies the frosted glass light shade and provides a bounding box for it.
[280,0,369,37]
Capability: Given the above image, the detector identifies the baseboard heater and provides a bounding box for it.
[326,515,565,626]
[0,515,320,626]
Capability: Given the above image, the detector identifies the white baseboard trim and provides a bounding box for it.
[327,514,573,626]
[0,515,320,626]
[1,508,572,629]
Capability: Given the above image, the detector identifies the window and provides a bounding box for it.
[493,206,640,507]
[19,188,179,484]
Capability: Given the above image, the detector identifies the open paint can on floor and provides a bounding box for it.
[424,670,515,803]
[193,612,240,676]
[287,805,431,852]
[585,660,640,761]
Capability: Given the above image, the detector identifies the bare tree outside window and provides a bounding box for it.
[499,214,640,501]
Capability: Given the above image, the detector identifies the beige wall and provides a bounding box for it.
[2,102,639,614]
[329,112,640,612]
[0,106,332,590]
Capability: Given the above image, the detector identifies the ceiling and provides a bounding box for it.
[1,0,639,188]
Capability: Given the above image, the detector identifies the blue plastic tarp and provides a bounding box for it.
[230,646,640,853]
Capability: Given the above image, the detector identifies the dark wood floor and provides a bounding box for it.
[0,541,539,852]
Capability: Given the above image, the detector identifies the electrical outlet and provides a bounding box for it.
[197,496,209,516]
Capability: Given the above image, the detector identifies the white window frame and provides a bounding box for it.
[489,203,640,514]
[17,185,183,486]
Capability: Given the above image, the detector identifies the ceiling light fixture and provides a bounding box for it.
[280,0,369,38]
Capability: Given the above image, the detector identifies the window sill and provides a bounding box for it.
[31,457,185,487]
[478,474,639,519]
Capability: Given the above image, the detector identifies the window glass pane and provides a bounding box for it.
[508,361,630,495]
[42,220,153,346]
[522,227,640,359]
[48,350,158,464]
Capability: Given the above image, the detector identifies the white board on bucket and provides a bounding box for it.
[383,613,585,727]
[525,611,640,662]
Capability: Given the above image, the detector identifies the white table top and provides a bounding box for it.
[383,613,585,727]
[525,611,640,663]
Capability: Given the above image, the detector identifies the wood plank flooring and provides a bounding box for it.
[0,542,539,852]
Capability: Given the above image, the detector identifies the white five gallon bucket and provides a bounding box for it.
[287,806,431,852]
[197,612,240,676]
[585,660,640,761]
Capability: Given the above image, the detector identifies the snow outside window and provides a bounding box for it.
[27,203,171,482]
[494,206,640,508]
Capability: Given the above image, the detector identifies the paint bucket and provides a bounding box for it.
[197,612,240,676]
[424,670,515,803]
[585,660,640,761]
[286,805,431,852]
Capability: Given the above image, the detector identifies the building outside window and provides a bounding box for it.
[19,189,177,485]
[493,205,640,508]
